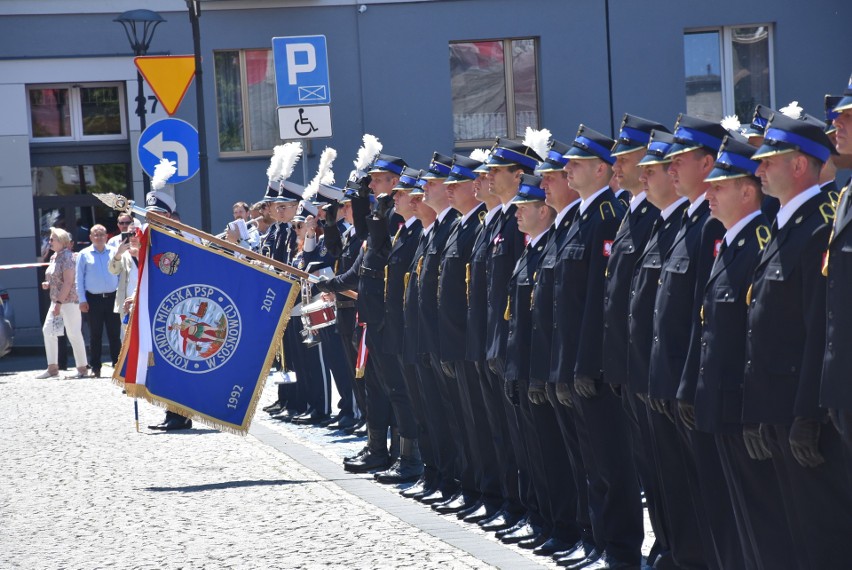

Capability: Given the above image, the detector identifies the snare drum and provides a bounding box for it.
[302,298,337,332]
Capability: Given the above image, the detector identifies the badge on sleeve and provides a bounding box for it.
[602,240,613,257]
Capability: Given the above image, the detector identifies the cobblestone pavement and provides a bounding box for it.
[0,353,652,569]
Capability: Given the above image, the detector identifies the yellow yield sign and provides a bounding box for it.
[134,55,196,116]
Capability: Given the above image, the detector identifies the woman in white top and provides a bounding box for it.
[38,227,88,379]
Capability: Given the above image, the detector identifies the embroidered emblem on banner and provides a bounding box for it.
[154,252,181,275]
[603,240,613,257]
[154,285,242,373]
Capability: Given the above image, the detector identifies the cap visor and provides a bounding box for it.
[664,142,701,158]
[751,145,796,160]
[610,144,644,157]
[704,168,749,183]
[832,96,852,113]
[638,155,671,166]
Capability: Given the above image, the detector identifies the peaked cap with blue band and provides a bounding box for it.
[563,124,616,164]
[486,137,542,170]
[825,95,842,135]
[409,170,428,196]
[666,114,728,157]
[744,105,773,139]
[611,114,671,156]
[394,167,425,191]
[752,111,834,164]
[833,73,852,113]
[368,154,407,176]
[535,139,571,173]
[638,130,676,166]
[446,155,483,184]
[420,152,454,180]
[340,180,360,203]
[705,135,760,182]
[512,173,546,203]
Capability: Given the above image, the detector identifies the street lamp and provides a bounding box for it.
[186,0,212,232]
[115,9,165,194]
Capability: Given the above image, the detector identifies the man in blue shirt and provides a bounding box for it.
[75,224,120,377]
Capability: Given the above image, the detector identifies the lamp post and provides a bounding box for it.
[115,9,165,195]
[186,0,212,233]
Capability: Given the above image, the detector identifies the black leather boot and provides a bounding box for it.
[388,427,400,460]
[343,428,391,473]
[375,437,424,483]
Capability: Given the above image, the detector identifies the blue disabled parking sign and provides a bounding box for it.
[272,35,331,106]
[137,118,200,184]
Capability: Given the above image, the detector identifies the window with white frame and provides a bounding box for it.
[214,49,279,155]
[683,25,774,123]
[27,83,127,142]
[449,38,540,146]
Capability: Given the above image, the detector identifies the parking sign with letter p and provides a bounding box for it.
[272,35,331,106]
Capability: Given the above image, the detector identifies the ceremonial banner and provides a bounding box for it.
[116,226,299,434]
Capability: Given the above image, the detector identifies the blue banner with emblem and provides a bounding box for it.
[117,226,299,434]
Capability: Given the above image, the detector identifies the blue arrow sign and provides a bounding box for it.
[272,35,331,106]
[138,118,200,184]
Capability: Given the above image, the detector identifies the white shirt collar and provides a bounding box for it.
[687,192,707,217]
[485,204,502,225]
[776,185,822,229]
[404,215,417,228]
[501,201,513,214]
[528,230,548,248]
[660,197,689,220]
[436,206,453,223]
[422,221,434,236]
[579,186,610,214]
[723,210,761,245]
[460,204,482,225]
[629,191,648,213]
[554,198,582,228]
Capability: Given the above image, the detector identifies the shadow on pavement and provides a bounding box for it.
[145,428,221,435]
[143,479,316,493]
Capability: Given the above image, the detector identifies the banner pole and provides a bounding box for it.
[91,193,357,300]
[134,398,140,433]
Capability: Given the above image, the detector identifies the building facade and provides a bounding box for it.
[1,0,850,343]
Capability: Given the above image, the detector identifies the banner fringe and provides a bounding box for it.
[113,227,301,436]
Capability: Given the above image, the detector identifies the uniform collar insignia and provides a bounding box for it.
[795,215,803,224]
[737,238,745,247]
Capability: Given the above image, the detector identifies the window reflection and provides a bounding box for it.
[731,26,770,123]
[29,88,72,138]
[80,87,122,136]
[450,38,540,143]
[451,41,508,141]
[684,32,723,121]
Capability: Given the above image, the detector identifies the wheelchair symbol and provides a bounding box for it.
[294,108,319,136]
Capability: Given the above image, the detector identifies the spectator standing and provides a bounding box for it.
[108,232,140,340]
[75,224,121,377]
[38,227,88,379]
[107,213,134,249]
